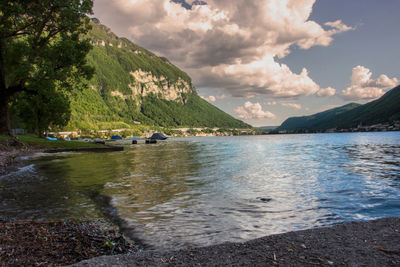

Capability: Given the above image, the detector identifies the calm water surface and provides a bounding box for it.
[1,132,400,249]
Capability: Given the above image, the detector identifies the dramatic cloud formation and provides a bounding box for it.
[317,87,336,97]
[342,66,398,100]
[94,0,352,98]
[281,102,302,110]
[235,102,275,120]
[201,95,216,102]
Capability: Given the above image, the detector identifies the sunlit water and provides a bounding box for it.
[1,132,400,250]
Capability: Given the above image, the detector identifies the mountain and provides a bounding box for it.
[278,103,361,131]
[278,85,400,131]
[336,85,400,127]
[66,20,250,131]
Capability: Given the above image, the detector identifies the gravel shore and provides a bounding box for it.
[0,220,137,266]
[72,217,400,267]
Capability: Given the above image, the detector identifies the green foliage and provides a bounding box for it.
[65,21,251,131]
[140,93,250,128]
[278,85,400,131]
[201,128,214,134]
[0,134,105,149]
[11,86,71,136]
[1,0,94,135]
[87,22,192,85]
[187,128,199,135]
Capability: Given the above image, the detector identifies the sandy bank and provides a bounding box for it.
[72,217,400,267]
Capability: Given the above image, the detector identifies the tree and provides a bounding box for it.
[11,84,71,136]
[0,0,94,136]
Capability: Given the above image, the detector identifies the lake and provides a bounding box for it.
[1,132,399,250]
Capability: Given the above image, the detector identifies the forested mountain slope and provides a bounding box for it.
[66,20,250,131]
[278,85,400,131]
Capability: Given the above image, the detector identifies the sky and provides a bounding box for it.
[93,0,400,127]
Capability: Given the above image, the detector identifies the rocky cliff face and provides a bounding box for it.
[108,70,192,104]
[87,20,194,104]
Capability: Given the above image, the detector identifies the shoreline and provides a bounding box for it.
[1,217,399,266]
[0,143,143,266]
[0,219,138,266]
[73,217,400,266]
[0,141,123,174]
[0,147,44,173]
[2,138,400,266]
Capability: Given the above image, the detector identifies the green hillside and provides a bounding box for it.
[66,20,250,131]
[278,103,361,131]
[335,85,400,128]
[278,85,400,131]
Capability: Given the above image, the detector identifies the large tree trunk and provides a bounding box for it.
[0,94,12,136]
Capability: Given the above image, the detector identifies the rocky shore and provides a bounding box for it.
[0,144,41,174]
[0,220,137,266]
[72,217,400,267]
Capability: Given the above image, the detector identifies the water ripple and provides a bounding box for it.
[1,132,399,249]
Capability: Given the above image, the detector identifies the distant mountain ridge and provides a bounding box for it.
[278,85,400,131]
[66,20,250,131]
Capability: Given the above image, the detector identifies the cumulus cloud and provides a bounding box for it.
[281,102,302,110]
[342,66,398,100]
[201,95,216,102]
[94,0,352,98]
[235,101,276,120]
[317,87,336,97]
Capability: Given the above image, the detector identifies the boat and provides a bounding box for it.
[150,132,168,140]
[110,135,123,140]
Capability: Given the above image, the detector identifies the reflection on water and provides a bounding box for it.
[1,132,400,250]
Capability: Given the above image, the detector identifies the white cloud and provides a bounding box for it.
[317,87,336,97]
[281,102,302,110]
[342,66,398,100]
[201,95,216,102]
[94,0,352,98]
[266,101,277,106]
[206,56,320,97]
[235,101,276,120]
[325,20,353,32]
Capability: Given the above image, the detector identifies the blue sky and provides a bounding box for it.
[94,0,400,126]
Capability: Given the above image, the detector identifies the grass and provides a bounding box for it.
[0,135,106,149]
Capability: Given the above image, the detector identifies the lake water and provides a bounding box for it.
[1,132,400,250]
